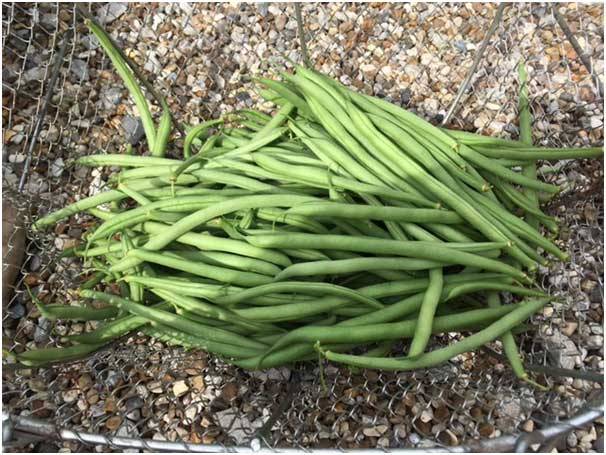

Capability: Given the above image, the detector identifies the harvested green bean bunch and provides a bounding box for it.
[16,19,604,387]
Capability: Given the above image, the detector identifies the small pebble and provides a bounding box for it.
[172,380,189,397]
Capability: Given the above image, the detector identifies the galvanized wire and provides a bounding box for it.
[2,2,603,452]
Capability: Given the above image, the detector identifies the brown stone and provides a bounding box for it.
[106,416,122,431]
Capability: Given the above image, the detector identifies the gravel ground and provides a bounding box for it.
[2,2,604,452]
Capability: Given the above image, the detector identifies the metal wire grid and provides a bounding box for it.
[2,2,604,452]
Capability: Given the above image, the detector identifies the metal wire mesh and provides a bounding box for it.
[2,2,604,452]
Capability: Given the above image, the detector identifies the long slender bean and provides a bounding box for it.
[275,257,444,281]
[320,298,550,370]
[246,233,525,280]
[408,267,443,357]
[214,281,384,309]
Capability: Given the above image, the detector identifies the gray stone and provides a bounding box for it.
[81,34,100,50]
[34,318,51,343]
[257,3,269,16]
[125,396,144,411]
[50,158,64,178]
[542,329,581,369]
[96,3,128,25]
[70,59,89,81]
[121,116,146,145]
[100,87,123,109]
[7,302,26,319]
[454,40,467,53]
[22,66,45,83]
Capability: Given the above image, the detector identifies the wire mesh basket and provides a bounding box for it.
[2,2,604,452]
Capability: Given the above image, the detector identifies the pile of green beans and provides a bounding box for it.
[15,20,604,387]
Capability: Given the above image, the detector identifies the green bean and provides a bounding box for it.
[239,119,265,131]
[287,201,463,224]
[518,62,540,231]
[174,307,237,328]
[211,127,287,159]
[14,342,106,367]
[232,275,524,323]
[254,150,438,208]
[117,183,151,205]
[168,250,281,276]
[76,154,181,168]
[339,280,542,327]
[262,304,517,361]
[33,178,188,230]
[88,195,228,242]
[281,248,331,261]
[34,298,119,321]
[253,102,294,139]
[110,164,199,182]
[143,187,251,199]
[85,19,156,149]
[123,275,312,306]
[173,137,221,184]
[457,144,559,194]
[246,233,524,280]
[258,148,324,167]
[442,129,525,148]
[63,304,168,344]
[255,77,313,117]
[75,235,148,258]
[206,157,286,181]
[298,87,433,201]
[290,119,384,186]
[366,111,482,193]
[80,270,107,290]
[80,290,267,350]
[121,231,143,302]
[152,107,172,157]
[258,87,286,104]
[320,298,550,370]
[237,108,272,123]
[190,169,289,192]
[214,281,384,309]
[422,223,473,243]
[150,289,278,333]
[275,257,444,281]
[142,324,262,359]
[256,207,330,234]
[487,292,547,389]
[183,119,224,159]
[109,194,317,273]
[408,268,443,357]
[462,185,566,260]
[127,249,273,287]
[483,173,558,232]
[343,96,515,250]
[472,146,604,161]
[137,221,291,267]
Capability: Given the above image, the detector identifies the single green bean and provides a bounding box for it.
[407,268,443,357]
[85,18,156,148]
[275,257,444,281]
[246,233,524,280]
[214,281,384,309]
[320,298,550,370]
[15,342,106,367]
[287,201,463,224]
[76,154,180,168]
[127,249,273,287]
